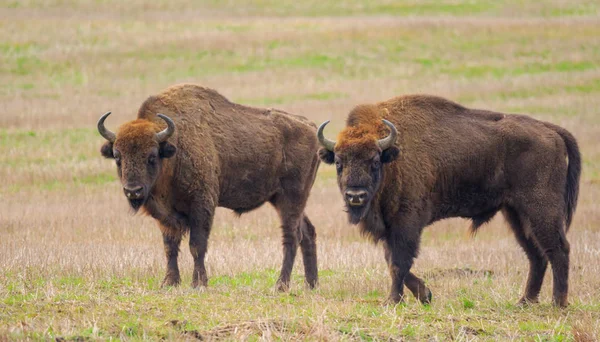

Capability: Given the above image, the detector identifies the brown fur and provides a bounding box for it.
[100,84,320,290]
[318,94,581,307]
[335,104,387,151]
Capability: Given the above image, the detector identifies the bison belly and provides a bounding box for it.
[218,166,281,213]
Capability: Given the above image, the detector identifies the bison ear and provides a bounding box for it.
[381,146,400,164]
[159,142,177,159]
[100,142,114,159]
[318,148,335,164]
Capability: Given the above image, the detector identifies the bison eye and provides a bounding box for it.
[335,160,342,172]
[148,155,157,165]
[115,156,121,167]
[372,159,381,170]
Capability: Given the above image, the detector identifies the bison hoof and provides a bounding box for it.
[517,297,539,306]
[418,289,433,304]
[161,274,181,288]
[305,279,318,290]
[191,282,208,292]
[554,301,569,308]
[191,280,208,289]
[276,280,290,292]
[553,295,568,308]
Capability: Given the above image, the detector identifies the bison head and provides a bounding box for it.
[317,110,399,224]
[98,112,177,211]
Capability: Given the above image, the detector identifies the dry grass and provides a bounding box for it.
[1,0,600,340]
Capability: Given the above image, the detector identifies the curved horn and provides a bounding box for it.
[377,119,398,150]
[317,120,336,151]
[97,111,116,143]
[155,114,175,143]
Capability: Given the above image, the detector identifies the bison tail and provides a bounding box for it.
[547,123,581,231]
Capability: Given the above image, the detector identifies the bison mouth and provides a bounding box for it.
[346,202,371,225]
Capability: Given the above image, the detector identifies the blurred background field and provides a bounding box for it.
[1,1,599,340]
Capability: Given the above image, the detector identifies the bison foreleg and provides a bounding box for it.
[160,230,182,287]
[404,272,432,304]
[276,213,301,292]
[383,231,420,304]
[188,206,214,289]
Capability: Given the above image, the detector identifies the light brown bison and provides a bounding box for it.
[317,95,580,307]
[98,84,320,290]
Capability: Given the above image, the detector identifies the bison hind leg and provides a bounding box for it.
[528,213,570,307]
[299,214,318,289]
[502,206,550,305]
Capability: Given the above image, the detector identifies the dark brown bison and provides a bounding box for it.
[98,84,320,290]
[317,95,580,307]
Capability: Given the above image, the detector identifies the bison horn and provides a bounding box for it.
[317,120,336,151]
[377,120,398,150]
[97,111,116,143]
[155,114,175,143]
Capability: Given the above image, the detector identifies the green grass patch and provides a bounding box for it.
[1,271,599,340]
[518,321,551,332]
[78,172,117,185]
[203,0,599,17]
[57,275,85,287]
[363,290,383,301]
[368,2,494,16]
[461,296,475,309]
[456,77,600,113]
[546,4,600,16]
[1,53,88,87]
[7,171,117,193]
[209,269,279,288]
[227,53,344,74]
[401,324,417,338]
[338,323,376,341]
[0,127,97,148]
[441,60,598,79]
[237,91,347,106]
[9,0,600,17]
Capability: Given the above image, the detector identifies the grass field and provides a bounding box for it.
[2,0,600,340]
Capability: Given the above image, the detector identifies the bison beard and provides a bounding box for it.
[345,202,371,225]
[128,198,145,212]
[317,96,580,307]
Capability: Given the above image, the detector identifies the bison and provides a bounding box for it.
[317,95,580,307]
[98,84,320,290]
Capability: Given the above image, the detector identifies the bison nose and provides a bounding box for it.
[345,189,368,206]
[123,185,144,200]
